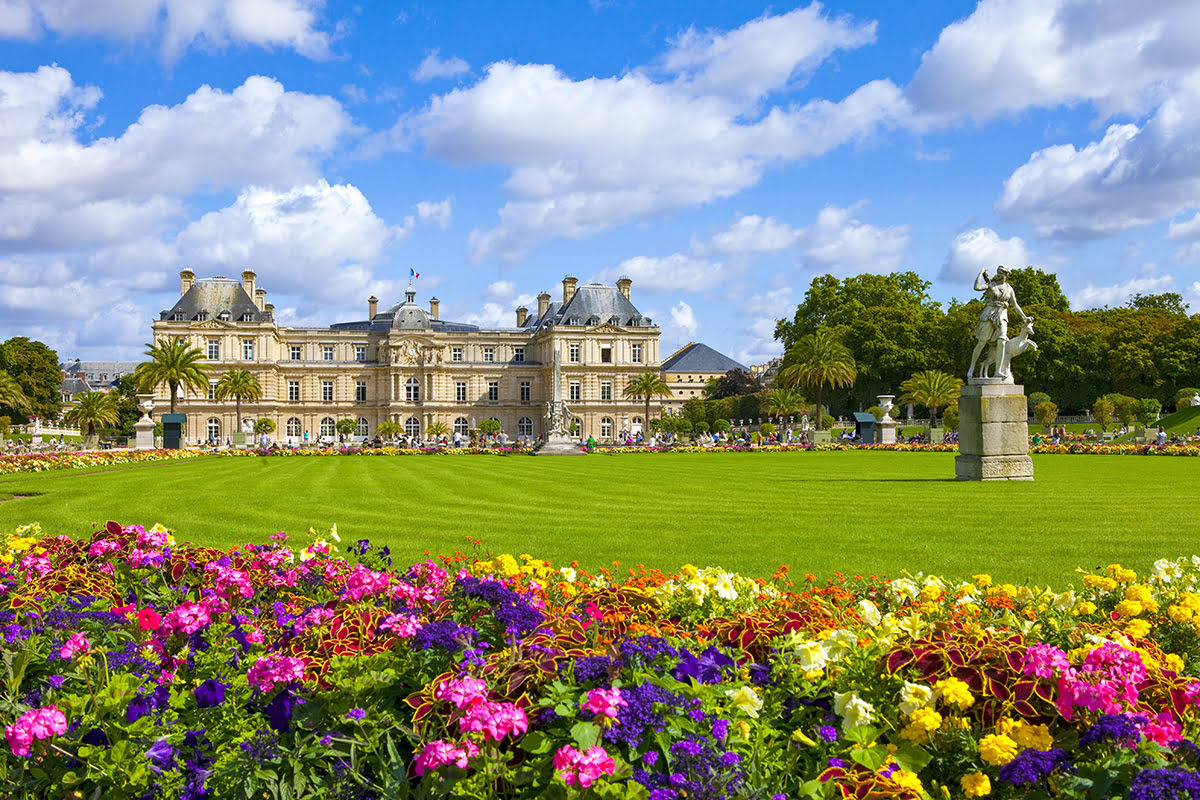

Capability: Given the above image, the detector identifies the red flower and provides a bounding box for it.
[137,608,162,631]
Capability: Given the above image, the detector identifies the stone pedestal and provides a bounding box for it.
[533,432,584,456]
[955,382,1033,481]
[134,417,156,450]
[876,419,897,444]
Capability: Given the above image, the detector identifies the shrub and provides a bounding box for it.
[821,413,835,430]
[335,418,357,436]
[693,421,709,434]
[253,418,276,435]
[1175,388,1200,411]
[1027,391,1051,414]
[1105,394,1138,427]
[942,405,959,430]
[1135,398,1162,427]
[1034,401,1059,427]
[864,405,884,421]
[759,422,775,437]
[478,419,502,437]
[1092,396,1114,431]
[712,419,731,434]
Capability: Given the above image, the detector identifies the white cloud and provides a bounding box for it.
[996,76,1200,239]
[801,204,909,274]
[1070,275,1176,310]
[483,280,517,301]
[596,253,724,292]
[410,6,906,262]
[703,214,803,256]
[1169,212,1200,240]
[908,0,1200,121]
[0,0,332,60]
[941,227,1032,283]
[412,50,470,82]
[416,196,452,228]
[458,293,537,328]
[669,301,699,336]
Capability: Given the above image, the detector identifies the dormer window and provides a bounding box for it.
[241,313,254,322]
[172,312,184,321]
[197,312,208,321]
[218,311,231,321]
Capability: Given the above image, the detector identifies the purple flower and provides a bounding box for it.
[193,679,228,709]
[998,748,1073,786]
[672,646,735,684]
[47,675,66,689]
[828,758,845,768]
[712,718,729,740]
[1130,767,1200,800]
[818,725,838,743]
[1080,714,1143,747]
[345,708,366,721]
[145,740,176,773]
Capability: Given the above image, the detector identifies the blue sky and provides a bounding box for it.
[3,0,1200,365]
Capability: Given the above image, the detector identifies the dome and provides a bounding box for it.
[393,304,429,330]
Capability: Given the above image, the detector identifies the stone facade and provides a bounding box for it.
[150,271,661,444]
[955,382,1033,481]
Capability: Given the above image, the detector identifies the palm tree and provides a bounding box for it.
[777,329,857,430]
[762,387,805,423]
[622,372,673,429]
[215,368,263,430]
[63,391,120,443]
[898,370,964,428]
[426,421,450,438]
[0,372,30,414]
[134,338,209,413]
[377,419,403,441]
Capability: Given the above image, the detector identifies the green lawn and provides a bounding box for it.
[1,452,1197,586]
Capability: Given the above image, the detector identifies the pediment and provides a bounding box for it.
[585,322,625,334]
[195,319,234,329]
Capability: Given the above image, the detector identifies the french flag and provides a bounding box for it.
[410,268,419,279]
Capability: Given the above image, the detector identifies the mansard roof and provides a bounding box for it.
[660,342,747,374]
[527,285,653,329]
[160,278,268,322]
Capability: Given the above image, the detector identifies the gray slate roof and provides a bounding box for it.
[160,278,269,322]
[60,377,92,397]
[660,342,747,374]
[527,285,652,329]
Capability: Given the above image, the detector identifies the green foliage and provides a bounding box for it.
[1028,391,1052,414]
[63,391,120,437]
[1135,398,1162,427]
[376,420,402,438]
[693,421,709,434]
[254,418,276,435]
[1104,394,1139,427]
[821,413,835,430]
[865,406,884,421]
[1034,401,1059,427]
[335,418,357,436]
[898,370,963,428]
[1128,292,1189,315]
[703,369,761,400]
[1004,267,1070,312]
[942,405,959,430]
[623,372,673,428]
[1092,396,1114,431]
[135,338,209,413]
[1174,388,1200,411]
[426,421,450,438]
[759,422,775,437]
[712,418,731,434]
[214,369,263,426]
[478,418,502,436]
[762,387,806,420]
[779,328,857,430]
[1,337,60,420]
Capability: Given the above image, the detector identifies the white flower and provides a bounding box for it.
[856,599,881,627]
[822,630,858,662]
[725,686,763,718]
[328,523,340,543]
[896,614,925,638]
[898,682,934,715]
[794,640,829,672]
[923,575,946,592]
[833,691,875,730]
[559,567,577,583]
[891,578,919,601]
[714,576,739,601]
[1154,558,1184,582]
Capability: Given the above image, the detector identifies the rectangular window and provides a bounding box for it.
[207,382,216,400]
[323,345,334,361]
[355,381,367,402]
[632,343,642,363]
[569,381,580,402]
[488,381,499,402]
[600,346,612,363]
[322,380,333,402]
[520,381,531,402]
[456,381,467,402]
[451,347,463,362]
[355,345,367,362]
[288,381,300,402]
[483,347,495,363]
[513,347,525,363]
[290,345,301,361]
[568,343,580,363]
[242,339,254,360]
[207,339,219,360]
[172,313,184,321]
[601,381,612,401]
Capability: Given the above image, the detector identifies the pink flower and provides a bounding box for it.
[137,608,161,631]
[554,745,616,788]
[5,723,32,757]
[379,613,421,638]
[247,654,306,693]
[458,701,528,741]
[342,564,391,602]
[6,706,67,757]
[213,567,255,600]
[88,540,120,558]
[435,676,489,710]
[413,739,479,775]
[59,632,90,660]
[583,687,627,719]
[162,602,211,635]
[1142,711,1184,745]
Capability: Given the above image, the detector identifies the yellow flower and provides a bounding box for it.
[891,769,923,793]
[973,573,993,588]
[979,733,1018,766]
[734,720,751,741]
[1106,564,1137,583]
[5,536,36,552]
[1125,618,1152,638]
[1012,723,1054,751]
[680,563,698,577]
[898,681,934,715]
[1073,601,1098,616]
[725,686,763,718]
[935,677,975,710]
[1083,574,1118,591]
[495,553,520,577]
[1181,592,1200,612]
[1114,599,1144,618]
[961,772,991,797]
[899,708,943,742]
[1169,605,1194,624]
[989,584,1018,599]
[1166,654,1185,673]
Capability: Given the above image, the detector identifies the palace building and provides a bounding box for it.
[150,270,662,444]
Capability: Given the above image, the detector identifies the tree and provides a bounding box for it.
[1092,396,1114,432]
[2,337,60,421]
[1005,268,1071,312]
[135,338,209,413]
[336,418,357,437]
[1174,388,1200,411]
[0,372,31,416]
[712,419,731,434]
[426,421,450,438]
[898,370,964,428]
[1135,398,1162,427]
[63,391,120,440]
[1034,401,1059,429]
[377,420,402,440]
[623,372,673,428]
[942,405,960,430]
[703,369,761,400]
[1106,394,1138,428]
[253,419,276,435]
[214,369,263,430]
[478,419,501,437]
[1128,292,1189,315]
[1027,392,1052,415]
[778,329,857,430]
[762,387,805,422]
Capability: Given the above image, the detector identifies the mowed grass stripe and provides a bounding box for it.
[1,452,1198,585]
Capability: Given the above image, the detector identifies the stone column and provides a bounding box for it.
[134,394,157,450]
[876,394,898,444]
[955,382,1032,480]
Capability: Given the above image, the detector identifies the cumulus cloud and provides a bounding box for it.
[941,227,1032,283]
[408,5,906,262]
[0,0,332,60]
[669,301,699,336]
[596,253,724,293]
[483,280,517,301]
[416,196,453,228]
[996,77,1200,239]
[1070,275,1177,310]
[1169,212,1200,240]
[703,214,803,256]
[412,50,470,82]
[908,0,1200,121]
[800,204,909,275]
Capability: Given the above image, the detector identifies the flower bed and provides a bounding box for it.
[2,523,1200,798]
[0,448,208,476]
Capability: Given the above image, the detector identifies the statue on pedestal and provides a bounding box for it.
[968,266,1035,382]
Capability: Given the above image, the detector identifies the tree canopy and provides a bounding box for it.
[2,337,61,421]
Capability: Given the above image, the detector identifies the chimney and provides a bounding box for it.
[180,269,195,295]
[516,306,528,327]
[241,270,256,297]
[562,275,578,305]
[254,288,266,311]
[430,297,440,320]
[368,296,378,318]
[264,303,274,321]
[537,291,551,319]
[617,277,631,301]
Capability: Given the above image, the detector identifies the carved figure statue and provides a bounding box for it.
[968,266,1030,382]
[979,318,1038,381]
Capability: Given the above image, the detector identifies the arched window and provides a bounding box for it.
[600,417,613,438]
[572,417,582,434]
[320,417,336,437]
[356,417,369,436]
[286,417,302,437]
[207,418,220,440]
[632,416,643,433]
[454,417,470,435]
[405,378,420,402]
[405,417,421,437]
[517,417,533,436]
